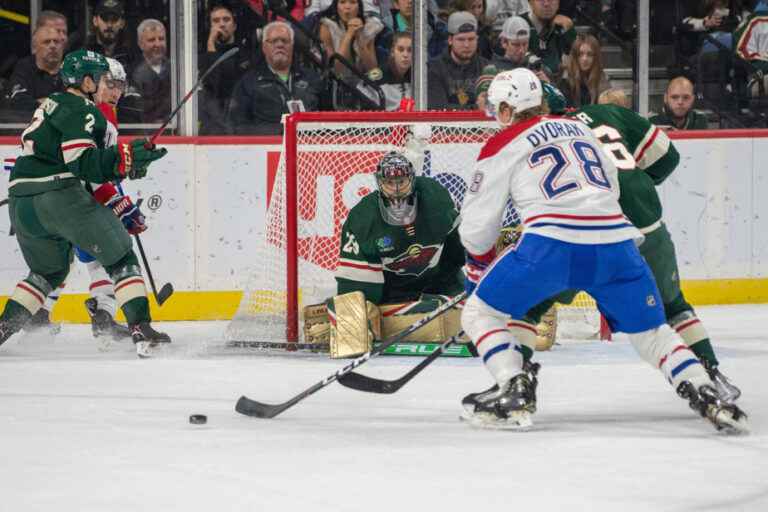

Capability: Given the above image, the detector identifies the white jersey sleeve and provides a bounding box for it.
[459,115,641,255]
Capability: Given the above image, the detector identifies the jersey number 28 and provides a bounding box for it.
[529,141,611,200]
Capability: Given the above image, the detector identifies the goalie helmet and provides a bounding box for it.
[375,151,417,226]
[486,68,542,121]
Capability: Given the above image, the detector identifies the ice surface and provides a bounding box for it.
[1,305,766,512]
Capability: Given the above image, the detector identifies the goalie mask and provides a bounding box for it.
[375,151,417,226]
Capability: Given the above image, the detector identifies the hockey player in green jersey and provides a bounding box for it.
[335,151,465,304]
[0,49,169,357]
[512,85,740,401]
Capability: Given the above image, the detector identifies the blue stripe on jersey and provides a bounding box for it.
[483,342,511,363]
[671,358,700,378]
[528,222,635,231]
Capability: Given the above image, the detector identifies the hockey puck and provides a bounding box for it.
[189,414,207,425]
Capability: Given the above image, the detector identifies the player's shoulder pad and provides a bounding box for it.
[478,115,543,161]
[344,190,380,236]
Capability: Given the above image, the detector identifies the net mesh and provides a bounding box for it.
[226,115,603,344]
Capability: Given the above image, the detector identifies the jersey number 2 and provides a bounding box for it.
[529,142,611,200]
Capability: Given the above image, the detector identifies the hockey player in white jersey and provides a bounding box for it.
[459,68,748,433]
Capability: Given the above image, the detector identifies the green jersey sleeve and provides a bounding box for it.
[335,213,385,304]
[49,99,120,183]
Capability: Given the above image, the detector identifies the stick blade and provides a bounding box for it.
[235,395,285,418]
[156,283,174,306]
[337,372,398,394]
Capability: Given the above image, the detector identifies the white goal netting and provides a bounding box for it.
[226,112,605,346]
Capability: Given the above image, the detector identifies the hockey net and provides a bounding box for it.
[226,111,608,347]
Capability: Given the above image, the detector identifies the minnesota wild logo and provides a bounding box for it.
[384,243,441,277]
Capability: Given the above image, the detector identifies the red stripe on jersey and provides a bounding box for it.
[338,260,382,272]
[737,17,768,59]
[476,328,508,348]
[674,318,701,332]
[635,127,660,163]
[61,141,96,151]
[507,320,537,334]
[97,102,118,127]
[477,116,543,161]
[524,212,626,224]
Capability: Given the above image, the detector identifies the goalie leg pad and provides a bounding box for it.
[327,291,380,358]
[462,294,524,386]
[628,325,709,388]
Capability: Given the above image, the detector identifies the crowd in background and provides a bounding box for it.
[1,0,768,135]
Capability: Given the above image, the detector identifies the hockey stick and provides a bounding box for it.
[145,46,239,149]
[337,331,467,394]
[0,198,7,208]
[235,292,467,419]
[133,198,174,306]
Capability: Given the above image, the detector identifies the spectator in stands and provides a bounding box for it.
[598,87,631,109]
[474,63,498,111]
[521,0,576,77]
[359,31,412,110]
[317,0,384,77]
[557,33,610,107]
[2,24,66,122]
[447,0,494,59]
[199,4,252,134]
[734,2,768,96]
[84,1,134,78]
[491,15,552,81]
[228,21,327,135]
[378,0,447,59]
[428,11,490,110]
[649,76,708,130]
[132,19,171,124]
[486,0,530,33]
[36,10,69,50]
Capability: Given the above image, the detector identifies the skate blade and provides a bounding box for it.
[711,408,750,435]
[459,410,533,431]
[714,381,742,404]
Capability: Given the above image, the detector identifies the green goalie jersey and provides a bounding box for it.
[567,104,680,231]
[10,91,121,197]
[335,176,465,305]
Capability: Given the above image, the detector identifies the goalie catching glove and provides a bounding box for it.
[114,139,167,179]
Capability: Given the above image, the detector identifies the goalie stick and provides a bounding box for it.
[145,46,239,148]
[337,331,468,394]
[235,292,467,419]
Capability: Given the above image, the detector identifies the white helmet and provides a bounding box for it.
[105,57,126,83]
[486,68,543,120]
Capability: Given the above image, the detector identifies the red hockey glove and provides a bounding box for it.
[464,249,496,296]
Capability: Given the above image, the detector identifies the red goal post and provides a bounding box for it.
[226,111,609,346]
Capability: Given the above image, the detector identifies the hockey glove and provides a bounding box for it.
[109,194,147,235]
[464,250,496,296]
[115,139,168,180]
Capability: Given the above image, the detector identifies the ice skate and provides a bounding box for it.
[131,322,171,358]
[462,361,540,414]
[85,298,132,349]
[460,371,537,430]
[677,381,749,435]
[22,308,61,336]
[701,360,741,403]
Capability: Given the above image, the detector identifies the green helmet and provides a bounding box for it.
[60,49,110,87]
[542,82,568,114]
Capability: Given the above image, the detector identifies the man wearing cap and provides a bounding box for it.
[492,15,552,82]
[427,11,489,110]
[521,0,576,76]
[85,1,134,79]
